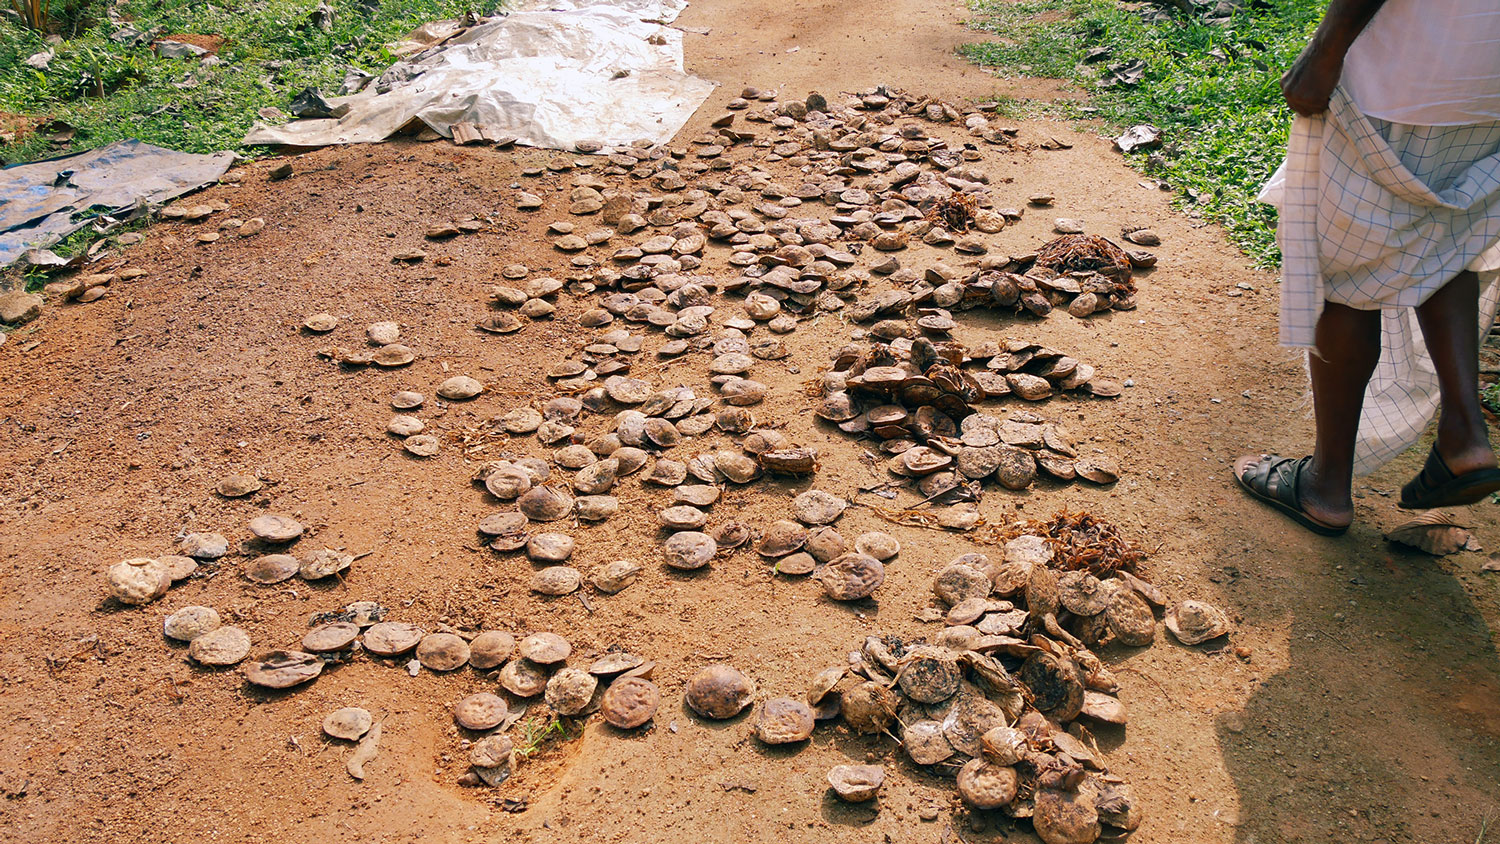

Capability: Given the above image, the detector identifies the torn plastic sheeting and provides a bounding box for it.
[242,0,713,151]
[0,139,234,268]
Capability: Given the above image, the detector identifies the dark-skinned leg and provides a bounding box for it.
[1413,270,1498,476]
[1236,299,1380,528]
[1300,300,1383,526]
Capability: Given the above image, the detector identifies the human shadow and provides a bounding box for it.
[1212,442,1500,843]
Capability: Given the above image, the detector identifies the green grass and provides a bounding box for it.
[962,0,1327,266]
[0,0,498,164]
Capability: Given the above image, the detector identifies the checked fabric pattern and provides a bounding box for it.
[1259,86,1500,474]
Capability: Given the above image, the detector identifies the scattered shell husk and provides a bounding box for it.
[470,733,514,770]
[217,474,263,498]
[791,489,846,525]
[1080,690,1128,725]
[1385,511,1479,555]
[755,697,816,743]
[437,375,484,400]
[827,765,884,802]
[499,659,550,697]
[841,680,899,734]
[323,707,373,741]
[854,532,900,561]
[248,514,304,544]
[593,559,642,593]
[453,693,509,730]
[1034,787,1101,844]
[416,632,471,671]
[188,625,252,665]
[404,434,441,457]
[757,520,808,558]
[903,720,956,765]
[532,565,583,595]
[518,486,574,521]
[601,675,661,729]
[589,652,645,676]
[163,605,221,642]
[663,531,717,570]
[545,667,598,716]
[819,553,885,600]
[107,558,171,605]
[804,526,846,562]
[299,548,352,580]
[519,632,571,664]
[685,664,755,719]
[1164,600,1231,645]
[897,645,962,703]
[244,650,324,688]
[468,630,516,669]
[958,759,1020,810]
[527,532,576,563]
[361,622,425,656]
[302,622,360,653]
[1104,587,1156,647]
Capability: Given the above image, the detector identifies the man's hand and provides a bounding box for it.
[1279,0,1389,116]
[1281,41,1344,116]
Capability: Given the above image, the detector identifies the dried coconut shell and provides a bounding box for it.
[601,675,660,729]
[818,553,884,601]
[827,765,884,802]
[244,650,324,689]
[754,697,816,744]
[468,630,516,669]
[1164,599,1231,644]
[163,605,220,641]
[453,693,509,730]
[323,707,373,741]
[685,664,754,719]
[362,622,424,656]
[416,632,470,671]
[1385,512,1479,555]
[302,622,359,652]
[544,667,598,715]
[957,759,1019,810]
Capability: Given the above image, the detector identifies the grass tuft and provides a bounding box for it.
[962,0,1326,266]
[0,0,499,164]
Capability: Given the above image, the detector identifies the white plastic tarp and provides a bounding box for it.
[242,0,713,151]
[0,139,234,268]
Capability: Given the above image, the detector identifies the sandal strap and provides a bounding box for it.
[1243,454,1310,510]
[1402,447,1454,505]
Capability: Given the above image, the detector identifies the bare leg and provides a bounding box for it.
[1236,300,1380,528]
[1412,270,1498,475]
[1300,301,1383,525]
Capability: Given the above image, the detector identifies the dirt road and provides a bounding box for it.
[0,0,1495,842]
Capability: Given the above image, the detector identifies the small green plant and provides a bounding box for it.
[1480,383,1500,415]
[962,0,1326,267]
[514,715,569,761]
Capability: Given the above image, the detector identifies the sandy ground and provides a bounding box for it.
[0,0,1496,843]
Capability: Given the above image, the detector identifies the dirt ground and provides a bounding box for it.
[1,0,1497,842]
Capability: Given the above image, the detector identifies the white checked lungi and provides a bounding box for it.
[1259,87,1500,474]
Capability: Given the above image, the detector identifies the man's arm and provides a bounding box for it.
[1282,0,1390,116]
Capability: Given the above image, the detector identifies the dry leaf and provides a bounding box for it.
[1384,512,1474,556]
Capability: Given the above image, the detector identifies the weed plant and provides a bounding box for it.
[962,0,1326,266]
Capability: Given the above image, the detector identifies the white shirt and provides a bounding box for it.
[1341,0,1500,125]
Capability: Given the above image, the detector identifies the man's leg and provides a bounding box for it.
[1236,300,1380,528]
[1298,301,1383,526]
[1413,270,1498,475]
